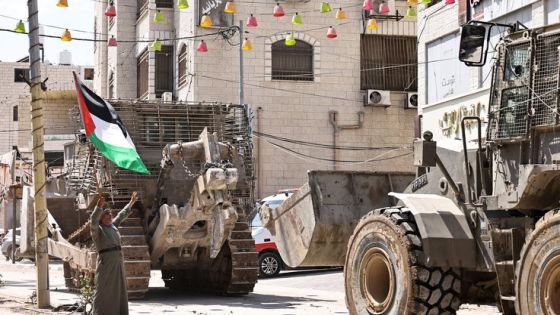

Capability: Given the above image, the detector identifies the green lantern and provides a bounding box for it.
[406,6,416,17]
[14,20,25,33]
[285,34,296,46]
[420,0,432,4]
[177,0,189,9]
[320,2,331,13]
[154,10,165,23]
[291,13,302,26]
[151,39,162,51]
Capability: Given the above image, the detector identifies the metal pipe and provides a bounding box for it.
[256,107,263,199]
[27,0,50,307]
[461,116,482,205]
[12,186,16,264]
[329,111,365,170]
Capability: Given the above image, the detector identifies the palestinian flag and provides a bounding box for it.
[73,72,150,175]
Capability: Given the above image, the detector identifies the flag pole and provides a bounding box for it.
[27,0,50,308]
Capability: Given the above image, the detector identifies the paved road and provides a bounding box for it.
[0,259,500,314]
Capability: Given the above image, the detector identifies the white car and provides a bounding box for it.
[251,192,294,278]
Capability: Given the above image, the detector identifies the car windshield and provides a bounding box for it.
[264,199,284,209]
[251,216,262,228]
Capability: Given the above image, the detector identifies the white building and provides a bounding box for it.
[94,0,419,197]
[0,58,94,161]
[417,0,560,149]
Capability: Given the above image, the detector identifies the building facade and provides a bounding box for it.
[94,0,419,198]
[417,0,560,150]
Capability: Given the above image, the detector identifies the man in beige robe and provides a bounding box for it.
[91,192,138,315]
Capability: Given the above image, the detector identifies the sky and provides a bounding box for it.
[0,0,94,66]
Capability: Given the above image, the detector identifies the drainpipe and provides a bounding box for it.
[328,111,365,170]
[256,107,263,199]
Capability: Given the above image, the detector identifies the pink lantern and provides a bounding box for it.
[445,0,455,4]
[105,1,116,17]
[246,14,258,27]
[379,1,389,14]
[197,40,208,53]
[326,26,337,39]
[273,3,285,17]
[362,0,373,11]
[107,36,117,47]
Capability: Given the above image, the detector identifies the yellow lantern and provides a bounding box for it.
[57,0,68,8]
[224,1,236,13]
[242,38,252,51]
[61,29,72,42]
[200,14,213,27]
[335,8,347,20]
[367,18,377,30]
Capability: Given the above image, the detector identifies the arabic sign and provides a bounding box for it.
[439,102,487,138]
[199,0,233,27]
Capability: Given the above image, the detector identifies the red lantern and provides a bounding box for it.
[362,0,373,11]
[108,36,117,47]
[326,26,337,39]
[105,2,116,17]
[247,14,258,27]
[197,40,208,53]
[273,3,285,17]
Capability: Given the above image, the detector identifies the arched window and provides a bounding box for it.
[178,44,188,87]
[271,40,313,81]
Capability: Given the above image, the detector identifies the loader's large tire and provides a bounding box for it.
[344,207,462,315]
[516,210,560,315]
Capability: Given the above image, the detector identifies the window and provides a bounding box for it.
[178,44,188,87]
[155,45,174,98]
[137,49,149,99]
[360,35,417,91]
[14,68,30,83]
[84,68,94,80]
[428,0,443,7]
[271,40,313,81]
[137,0,148,19]
[45,151,64,167]
[12,106,18,122]
[155,0,173,8]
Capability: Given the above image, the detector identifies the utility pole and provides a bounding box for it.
[238,20,244,105]
[27,0,50,308]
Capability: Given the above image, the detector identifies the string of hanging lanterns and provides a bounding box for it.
[47,0,455,53]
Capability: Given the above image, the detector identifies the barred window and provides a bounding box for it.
[155,0,173,8]
[155,46,174,98]
[137,49,149,99]
[271,40,313,81]
[178,44,188,87]
[360,35,417,91]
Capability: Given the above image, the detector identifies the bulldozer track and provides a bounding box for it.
[162,207,259,295]
[63,209,151,299]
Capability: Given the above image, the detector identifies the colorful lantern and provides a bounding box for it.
[285,33,296,46]
[273,3,285,17]
[379,1,390,14]
[320,2,331,13]
[154,10,165,23]
[197,40,208,52]
[336,8,347,20]
[200,14,213,27]
[362,0,373,11]
[61,29,72,42]
[108,36,118,47]
[367,18,377,30]
[224,1,236,13]
[57,0,68,8]
[242,38,252,51]
[14,20,25,33]
[407,0,417,5]
[406,6,416,17]
[105,2,116,17]
[420,0,432,4]
[151,39,162,51]
[326,26,337,39]
[445,0,455,4]
[246,14,258,27]
[292,12,302,26]
[177,0,189,9]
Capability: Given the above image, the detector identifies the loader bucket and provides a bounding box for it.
[259,170,414,268]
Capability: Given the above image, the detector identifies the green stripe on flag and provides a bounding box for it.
[89,133,150,175]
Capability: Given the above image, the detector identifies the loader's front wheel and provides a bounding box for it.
[344,207,462,315]
[516,210,560,315]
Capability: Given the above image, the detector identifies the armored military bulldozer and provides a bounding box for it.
[261,22,560,314]
[20,101,258,298]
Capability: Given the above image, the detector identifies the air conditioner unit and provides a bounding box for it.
[406,92,418,109]
[161,92,173,102]
[366,90,391,106]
